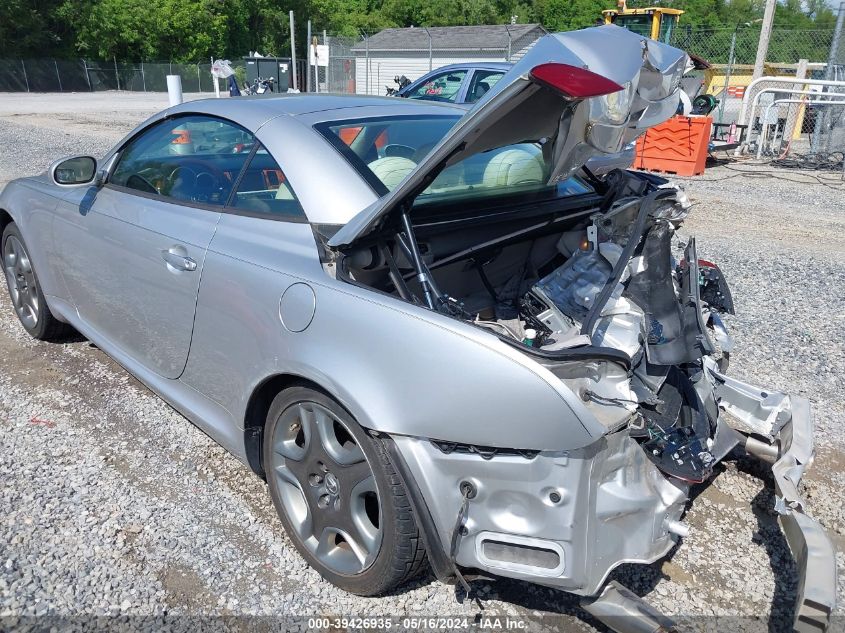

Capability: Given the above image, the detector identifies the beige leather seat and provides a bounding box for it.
[275,182,296,200]
[482,148,544,187]
[367,156,417,191]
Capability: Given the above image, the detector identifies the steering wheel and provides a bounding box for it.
[125,173,159,194]
[165,159,228,203]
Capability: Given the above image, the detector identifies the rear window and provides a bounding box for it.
[316,114,592,207]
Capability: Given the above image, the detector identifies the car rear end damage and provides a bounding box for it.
[715,362,837,633]
[386,361,835,631]
[318,25,836,631]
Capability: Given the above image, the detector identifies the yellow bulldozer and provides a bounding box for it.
[601,0,684,44]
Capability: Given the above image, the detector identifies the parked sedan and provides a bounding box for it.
[0,26,834,631]
[397,62,511,104]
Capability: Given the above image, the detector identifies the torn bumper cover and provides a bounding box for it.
[713,364,837,632]
[392,361,837,631]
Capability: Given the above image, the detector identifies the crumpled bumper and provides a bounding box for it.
[771,400,836,633]
[391,356,837,631]
[711,362,837,632]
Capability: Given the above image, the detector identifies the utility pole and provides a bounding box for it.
[313,36,320,93]
[813,1,845,150]
[306,20,312,93]
[289,11,298,91]
[824,2,845,81]
[423,27,432,72]
[324,29,329,92]
[752,0,776,80]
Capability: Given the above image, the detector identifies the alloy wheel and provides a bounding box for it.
[3,235,40,329]
[270,401,383,575]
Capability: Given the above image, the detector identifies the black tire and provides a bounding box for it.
[263,385,428,595]
[2,223,73,341]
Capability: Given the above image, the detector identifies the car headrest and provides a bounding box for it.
[367,156,417,191]
[473,81,491,101]
[482,148,544,188]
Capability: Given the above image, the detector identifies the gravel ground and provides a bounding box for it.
[0,93,843,632]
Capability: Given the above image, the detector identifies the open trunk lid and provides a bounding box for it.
[329,24,688,249]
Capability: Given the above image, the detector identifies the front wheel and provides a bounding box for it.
[2,223,72,341]
[263,386,428,595]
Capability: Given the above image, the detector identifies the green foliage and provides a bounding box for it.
[1,0,840,61]
[532,0,606,31]
[1,0,76,57]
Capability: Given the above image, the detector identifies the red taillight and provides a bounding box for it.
[529,63,623,99]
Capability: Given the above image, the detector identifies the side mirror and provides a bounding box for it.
[52,156,97,186]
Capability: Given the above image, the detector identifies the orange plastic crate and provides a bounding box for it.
[634,115,712,177]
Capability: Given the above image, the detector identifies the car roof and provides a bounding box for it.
[419,62,512,72]
[166,93,465,132]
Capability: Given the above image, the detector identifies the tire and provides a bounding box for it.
[263,385,428,595]
[2,223,73,341]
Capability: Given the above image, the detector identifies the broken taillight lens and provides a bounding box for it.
[529,63,624,99]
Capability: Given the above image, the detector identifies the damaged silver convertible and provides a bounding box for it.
[0,24,835,633]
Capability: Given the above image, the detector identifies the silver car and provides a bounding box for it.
[0,26,835,631]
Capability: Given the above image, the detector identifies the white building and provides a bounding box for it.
[351,24,546,95]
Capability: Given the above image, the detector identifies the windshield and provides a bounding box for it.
[316,114,592,207]
[612,14,653,38]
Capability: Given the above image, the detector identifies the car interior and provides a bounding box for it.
[321,116,553,197]
[109,118,303,217]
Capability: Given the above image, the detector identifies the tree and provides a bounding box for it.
[534,0,606,32]
[0,0,840,61]
[1,0,76,57]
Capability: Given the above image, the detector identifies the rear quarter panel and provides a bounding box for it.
[181,213,603,453]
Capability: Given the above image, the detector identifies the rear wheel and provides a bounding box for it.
[2,223,71,341]
[263,386,428,595]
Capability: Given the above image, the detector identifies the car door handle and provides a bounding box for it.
[161,249,197,272]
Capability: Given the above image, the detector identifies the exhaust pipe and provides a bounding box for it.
[743,435,779,464]
[581,581,677,633]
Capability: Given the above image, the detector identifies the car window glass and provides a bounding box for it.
[466,70,505,103]
[406,70,468,103]
[317,116,460,193]
[110,115,255,206]
[612,14,653,38]
[416,141,592,207]
[317,116,593,205]
[228,144,305,220]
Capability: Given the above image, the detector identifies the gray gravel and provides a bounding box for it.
[0,92,843,631]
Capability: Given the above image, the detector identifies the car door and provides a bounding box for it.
[463,69,506,104]
[404,68,469,103]
[54,114,255,379]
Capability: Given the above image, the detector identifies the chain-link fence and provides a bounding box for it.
[672,28,833,65]
[0,58,235,93]
[0,25,840,103]
[321,35,356,94]
[808,5,845,155]
[318,26,546,96]
[667,28,836,128]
